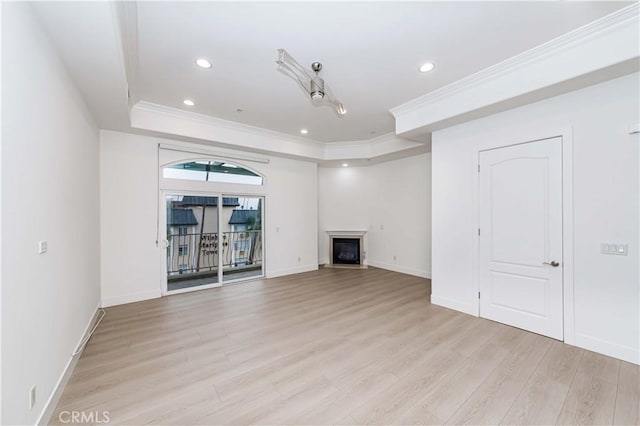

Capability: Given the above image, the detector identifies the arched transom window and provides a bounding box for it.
[163,160,263,185]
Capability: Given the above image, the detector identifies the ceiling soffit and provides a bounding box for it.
[119,3,638,163]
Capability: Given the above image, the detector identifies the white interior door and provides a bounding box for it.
[479,137,563,340]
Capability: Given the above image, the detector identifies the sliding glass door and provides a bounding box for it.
[163,193,264,294]
[165,194,221,292]
[222,196,263,283]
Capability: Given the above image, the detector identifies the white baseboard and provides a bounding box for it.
[101,290,161,307]
[267,264,318,279]
[37,302,102,425]
[367,260,430,279]
[431,294,477,317]
[574,332,640,365]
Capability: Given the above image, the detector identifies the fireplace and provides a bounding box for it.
[332,238,360,265]
[326,230,367,268]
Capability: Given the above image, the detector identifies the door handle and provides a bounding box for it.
[543,260,560,267]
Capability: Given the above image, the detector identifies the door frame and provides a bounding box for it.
[159,190,266,296]
[157,151,268,296]
[471,127,575,344]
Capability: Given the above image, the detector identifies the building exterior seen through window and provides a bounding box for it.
[165,194,263,291]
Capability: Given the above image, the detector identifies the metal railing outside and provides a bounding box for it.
[167,230,262,276]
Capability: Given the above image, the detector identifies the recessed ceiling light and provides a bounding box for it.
[195,58,212,69]
[183,99,195,106]
[342,163,349,167]
[419,62,435,73]
[300,129,308,134]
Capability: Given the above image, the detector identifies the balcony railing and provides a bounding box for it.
[167,230,262,276]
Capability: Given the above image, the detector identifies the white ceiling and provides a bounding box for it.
[34,1,631,143]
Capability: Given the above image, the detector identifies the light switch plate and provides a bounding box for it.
[38,241,48,254]
[601,243,627,256]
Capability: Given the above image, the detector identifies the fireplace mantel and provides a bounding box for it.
[326,230,368,237]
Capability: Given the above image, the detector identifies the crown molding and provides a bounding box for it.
[321,132,424,161]
[390,3,640,131]
[112,1,139,106]
[130,101,425,162]
[133,101,323,149]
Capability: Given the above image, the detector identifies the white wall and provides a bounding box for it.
[432,73,639,364]
[318,166,370,264]
[100,130,318,307]
[1,3,101,424]
[367,154,431,278]
[318,153,432,278]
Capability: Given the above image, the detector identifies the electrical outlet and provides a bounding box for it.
[29,386,36,410]
[38,240,48,254]
[297,256,301,262]
[393,255,397,261]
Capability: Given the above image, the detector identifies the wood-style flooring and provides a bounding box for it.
[52,267,639,425]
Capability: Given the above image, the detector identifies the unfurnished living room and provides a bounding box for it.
[1,1,639,425]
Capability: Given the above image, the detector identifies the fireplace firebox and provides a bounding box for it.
[332,238,361,265]
[326,230,367,268]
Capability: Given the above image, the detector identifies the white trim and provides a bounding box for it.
[37,303,102,425]
[323,133,425,161]
[132,102,425,163]
[367,260,430,279]
[221,270,265,286]
[166,282,222,296]
[561,128,576,345]
[131,101,326,160]
[471,148,480,317]
[102,290,161,308]
[159,144,270,165]
[0,3,3,422]
[112,1,139,106]
[471,128,574,342]
[391,3,639,135]
[575,333,640,365]
[325,230,368,236]
[267,264,318,278]
[430,295,477,317]
[136,101,317,147]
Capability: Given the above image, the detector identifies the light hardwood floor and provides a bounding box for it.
[52,267,638,425]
